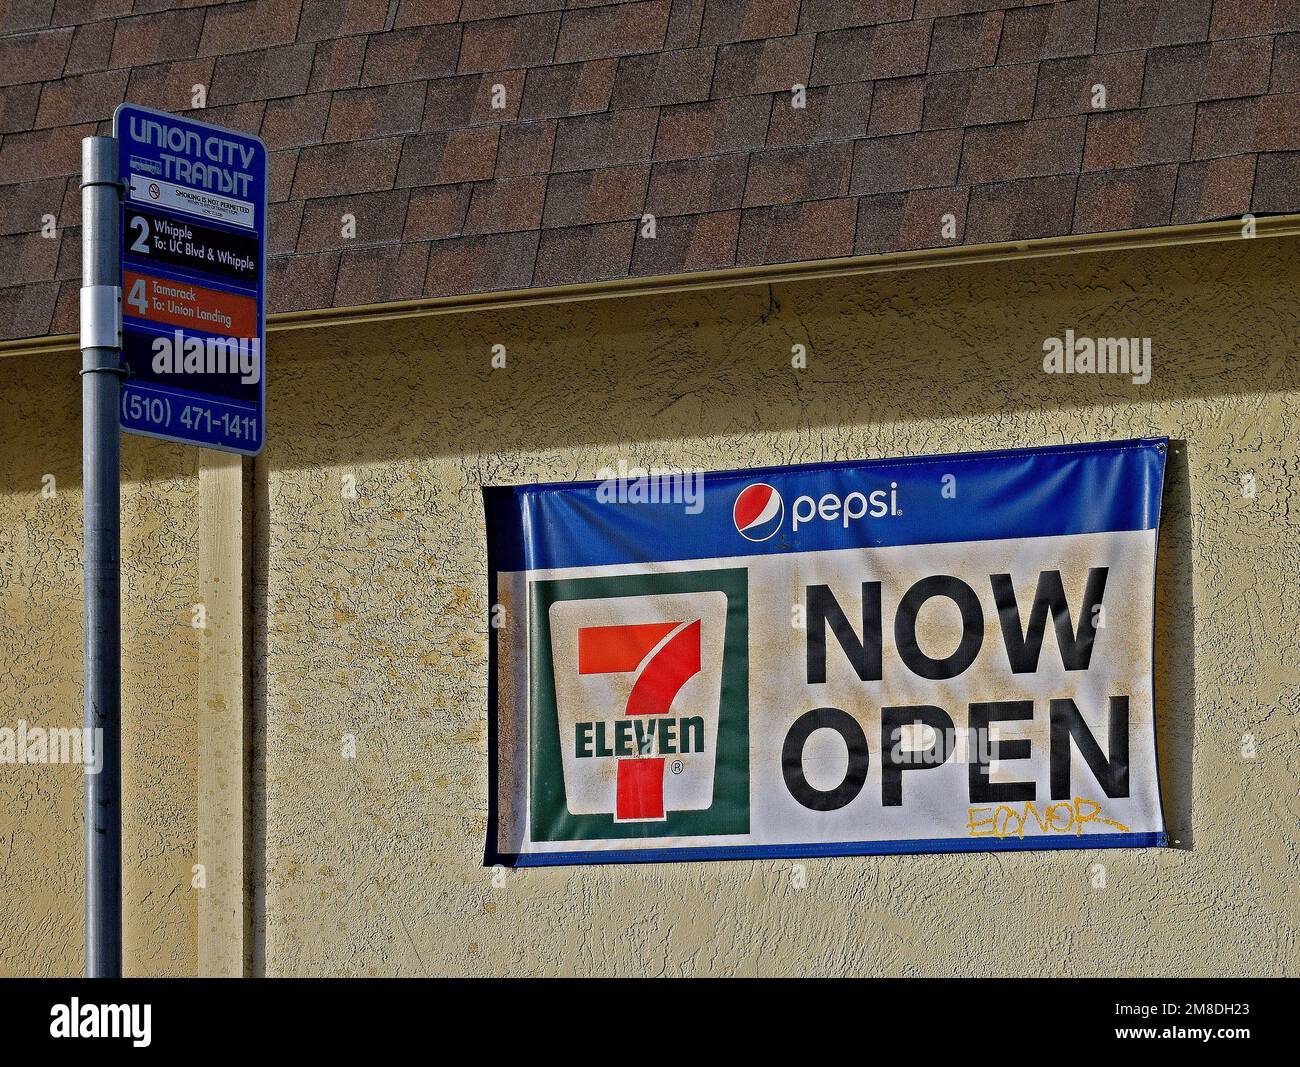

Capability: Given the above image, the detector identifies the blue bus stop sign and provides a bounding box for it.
[113,104,267,455]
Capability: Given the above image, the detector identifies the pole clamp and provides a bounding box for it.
[80,284,121,351]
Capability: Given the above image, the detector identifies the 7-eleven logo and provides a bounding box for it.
[577,620,702,821]
[532,572,748,842]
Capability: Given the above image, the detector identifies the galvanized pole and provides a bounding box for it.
[80,134,123,978]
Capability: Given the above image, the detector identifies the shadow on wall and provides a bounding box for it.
[256,235,1298,473]
[1156,440,1195,850]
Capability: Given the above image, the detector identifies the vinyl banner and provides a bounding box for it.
[484,439,1168,867]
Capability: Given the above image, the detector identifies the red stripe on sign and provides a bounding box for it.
[578,622,678,674]
[627,620,700,716]
[616,758,665,820]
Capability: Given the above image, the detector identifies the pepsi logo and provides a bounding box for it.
[733,483,784,541]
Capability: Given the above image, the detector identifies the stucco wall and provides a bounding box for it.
[0,351,200,977]
[257,234,1298,976]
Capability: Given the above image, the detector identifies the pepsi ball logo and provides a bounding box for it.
[734,483,784,541]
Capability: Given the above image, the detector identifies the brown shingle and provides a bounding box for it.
[868,76,924,136]
[1073,163,1177,232]
[646,154,749,216]
[294,137,405,198]
[404,183,472,240]
[496,120,556,175]
[710,36,815,98]
[766,82,873,145]
[896,186,969,249]
[999,1,1098,64]
[810,21,932,84]
[1193,93,1300,157]
[630,209,740,274]
[1210,0,1297,39]
[927,12,1004,73]
[297,0,391,41]
[0,122,95,183]
[851,191,906,254]
[335,242,431,304]
[553,108,659,171]
[423,230,538,295]
[1083,104,1195,171]
[447,0,541,21]
[964,174,1078,242]
[654,96,770,160]
[465,174,548,233]
[210,45,314,104]
[33,69,128,128]
[0,28,72,88]
[325,82,426,141]
[737,197,856,263]
[699,0,800,45]
[555,1,671,62]
[799,0,912,33]
[852,128,963,194]
[458,12,560,72]
[199,0,303,55]
[267,148,300,202]
[521,60,616,119]
[267,251,341,313]
[124,58,215,111]
[262,92,332,149]
[425,72,526,130]
[396,127,500,186]
[608,48,715,109]
[533,222,634,285]
[394,0,461,28]
[0,230,59,281]
[665,0,706,48]
[309,36,366,92]
[1172,154,1256,221]
[1272,32,1300,92]
[1142,38,1274,105]
[744,141,852,206]
[1034,53,1146,116]
[0,177,65,236]
[362,25,464,85]
[267,199,304,255]
[856,186,970,253]
[923,65,1037,129]
[542,165,650,227]
[1095,0,1212,52]
[297,190,411,251]
[958,116,1086,183]
[1252,151,1300,213]
[0,282,57,341]
[109,8,204,69]
[65,23,113,76]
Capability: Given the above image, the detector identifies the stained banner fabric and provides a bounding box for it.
[484,438,1168,867]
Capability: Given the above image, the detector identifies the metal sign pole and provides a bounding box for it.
[80,134,123,978]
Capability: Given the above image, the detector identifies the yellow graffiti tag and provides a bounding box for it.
[965,797,1130,839]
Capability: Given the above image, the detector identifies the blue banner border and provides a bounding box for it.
[484,437,1169,573]
[483,437,1172,868]
[497,832,1168,867]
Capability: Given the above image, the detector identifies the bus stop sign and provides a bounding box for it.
[113,104,267,455]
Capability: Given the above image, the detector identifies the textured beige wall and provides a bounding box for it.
[0,351,200,977]
[257,235,1299,977]
[2,235,1295,977]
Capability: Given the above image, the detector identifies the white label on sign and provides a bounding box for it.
[127,173,255,230]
